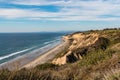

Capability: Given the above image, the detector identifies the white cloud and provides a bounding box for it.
[0,0,120,21]
[3,0,67,6]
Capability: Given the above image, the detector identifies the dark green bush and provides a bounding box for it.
[93,37,110,50]
[35,63,58,70]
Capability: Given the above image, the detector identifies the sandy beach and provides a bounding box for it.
[0,39,69,70]
[23,39,69,68]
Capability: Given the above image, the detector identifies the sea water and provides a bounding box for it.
[0,32,66,64]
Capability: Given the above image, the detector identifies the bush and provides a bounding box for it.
[93,37,110,50]
[35,63,58,70]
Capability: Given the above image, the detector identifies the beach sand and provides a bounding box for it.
[0,39,69,70]
[23,40,69,68]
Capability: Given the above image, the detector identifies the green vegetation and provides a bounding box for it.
[0,28,120,80]
[35,63,58,70]
[79,49,112,66]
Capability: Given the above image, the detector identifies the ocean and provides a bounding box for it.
[0,32,66,65]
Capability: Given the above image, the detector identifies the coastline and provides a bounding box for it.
[23,39,69,68]
[0,37,69,70]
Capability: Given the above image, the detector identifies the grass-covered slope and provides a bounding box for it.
[0,28,120,80]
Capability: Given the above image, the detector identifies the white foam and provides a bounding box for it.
[44,39,59,45]
[0,47,34,61]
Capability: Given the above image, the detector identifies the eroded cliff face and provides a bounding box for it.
[52,32,109,65]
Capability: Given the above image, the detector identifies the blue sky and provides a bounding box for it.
[0,0,120,32]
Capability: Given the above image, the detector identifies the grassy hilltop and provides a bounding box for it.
[0,28,120,80]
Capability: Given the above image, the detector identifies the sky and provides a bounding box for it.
[0,0,120,32]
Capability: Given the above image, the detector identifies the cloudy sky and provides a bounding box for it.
[0,0,120,32]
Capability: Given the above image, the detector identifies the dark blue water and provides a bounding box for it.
[0,32,66,64]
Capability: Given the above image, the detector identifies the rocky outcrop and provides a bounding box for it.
[52,32,110,65]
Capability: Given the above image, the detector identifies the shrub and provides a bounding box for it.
[35,63,58,70]
[93,37,110,50]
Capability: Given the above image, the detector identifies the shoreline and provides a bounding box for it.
[0,38,69,70]
[23,39,69,68]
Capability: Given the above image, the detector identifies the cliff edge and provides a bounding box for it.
[52,29,119,65]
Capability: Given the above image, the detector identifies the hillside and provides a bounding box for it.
[0,28,120,80]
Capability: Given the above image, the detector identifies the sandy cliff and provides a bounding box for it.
[52,32,110,65]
